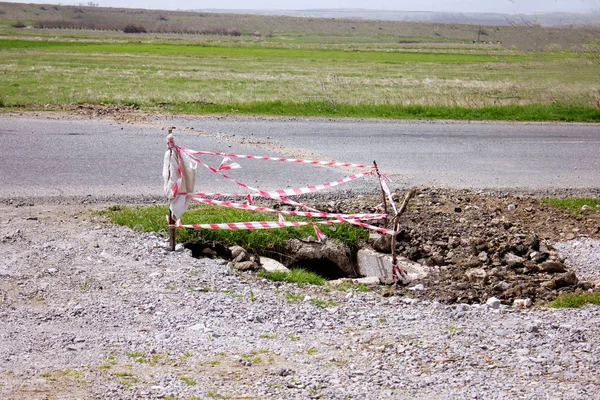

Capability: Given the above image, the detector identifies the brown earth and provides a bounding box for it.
[325,188,600,305]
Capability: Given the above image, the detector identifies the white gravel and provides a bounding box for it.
[1,204,599,399]
[556,238,600,288]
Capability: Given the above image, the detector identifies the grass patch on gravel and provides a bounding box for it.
[102,204,368,253]
[258,268,326,287]
[549,292,600,308]
[543,198,600,215]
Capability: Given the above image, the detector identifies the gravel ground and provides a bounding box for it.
[1,203,599,400]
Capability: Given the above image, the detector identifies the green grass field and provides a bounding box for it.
[1,3,599,121]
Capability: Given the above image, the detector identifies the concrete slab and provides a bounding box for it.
[357,248,429,283]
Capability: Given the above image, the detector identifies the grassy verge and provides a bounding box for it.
[543,198,600,215]
[166,102,600,122]
[549,292,600,308]
[102,204,369,254]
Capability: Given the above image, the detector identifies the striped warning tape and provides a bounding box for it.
[169,218,396,235]
[180,147,373,200]
[183,149,373,170]
[166,135,398,236]
[189,196,387,220]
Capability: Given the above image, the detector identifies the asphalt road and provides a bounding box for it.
[1,114,599,200]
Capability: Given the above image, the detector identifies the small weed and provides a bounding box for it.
[260,333,278,339]
[199,360,220,366]
[249,291,256,302]
[180,352,193,360]
[207,390,230,399]
[112,371,134,377]
[283,291,304,304]
[180,376,197,386]
[549,292,600,308]
[166,285,176,290]
[379,318,386,324]
[310,298,337,308]
[126,351,146,363]
[63,369,83,379]
[287,333,299,341]
[307,348,319,355]
[259,268,326,287]
[447,325,462,333]
[335,282,370,293]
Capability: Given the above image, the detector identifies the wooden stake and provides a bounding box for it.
[167,128,176,251]
[168,210,176,251]
[373,161,388,223]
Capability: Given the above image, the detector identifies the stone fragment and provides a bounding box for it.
[542,271,578,289]
[189,323,205,331]
[540,261,566,274]
[503,253,525,268]
[232,261,259,271]
[513,298,532,308]
[493,281,510,292]
[356,249,429,283]
[477,251,489,263]
[260,257,289,273]
[353,277,380,285]
[486,297,501,309]
[465,268,488,285]
[329,276,380,286]
[371,234,392,254]
[581,205,591,212]
[408,284,425,291]
[230,245,246,260]
[507,204,516,211]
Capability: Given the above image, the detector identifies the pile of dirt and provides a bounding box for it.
[319,188,600,305]
[43,103,152,123]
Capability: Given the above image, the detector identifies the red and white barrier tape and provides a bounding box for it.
[189,196,387,220]
[167,135,398,236]
[184,149,374,170]
[170,219,345,230]
[180,146,373,200]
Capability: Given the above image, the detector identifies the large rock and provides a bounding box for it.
[260,257,289,273]
[542,271,578,289]
[285,238,356,277]
[356,248,429,284]
[369,233,392,254]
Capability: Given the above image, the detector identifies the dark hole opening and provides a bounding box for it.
[289,258,346,280]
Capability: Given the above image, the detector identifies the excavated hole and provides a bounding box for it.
[183,240,353,280]
[289,259,346,280]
